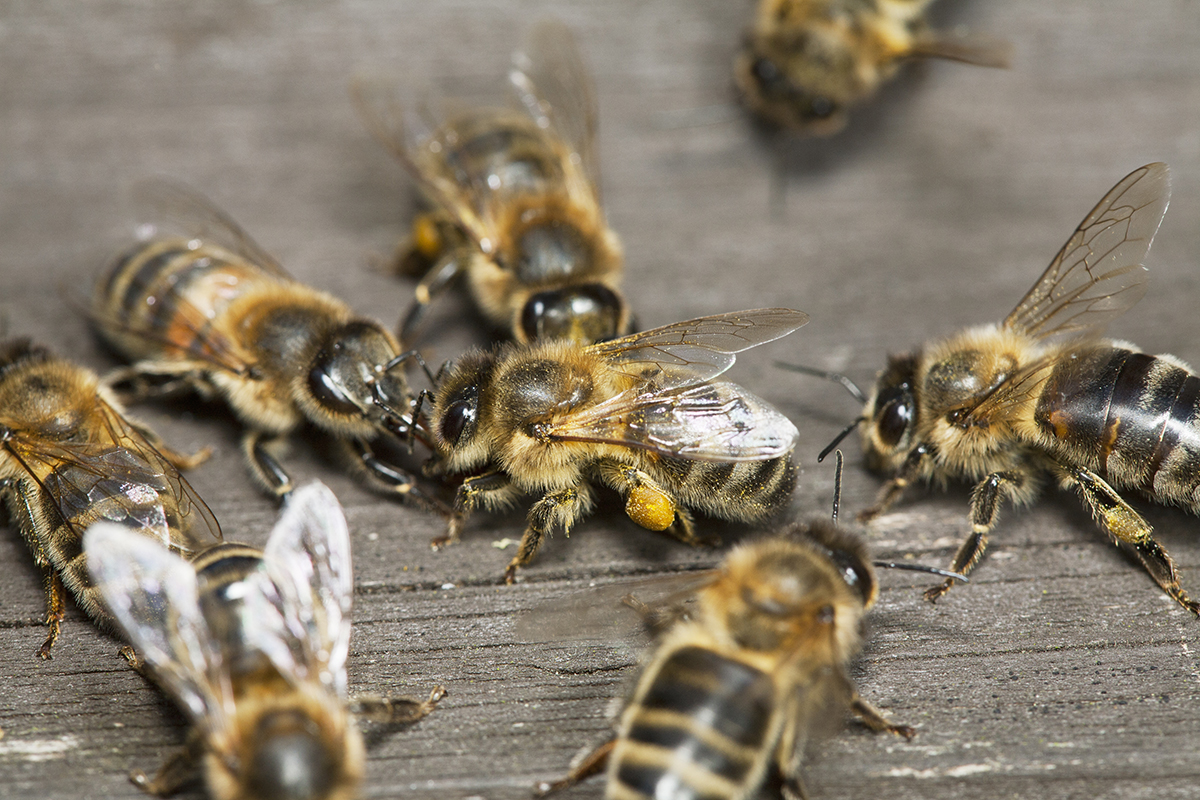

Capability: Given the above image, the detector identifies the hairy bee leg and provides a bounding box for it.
[399,252,465,344]
[858,443,933,523]
[37,569,66,660]
[395,211,458,276]
[242,430,293,498]
[434,471,512,550]
[351,685,447,724]
[924,469,1027,602]
[129,422,212,470]
[596,460,681,533]
[774,696,812,800]
[340,438,452,515]
[130,730,205,797]
[1062,466,1200,615]
[506,485,593,584]
[850,694,915,740]
[534,737,616,797]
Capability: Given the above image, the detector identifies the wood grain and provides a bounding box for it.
[1,1,1199,798]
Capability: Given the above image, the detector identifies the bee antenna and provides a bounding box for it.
[830,450,844,523]
[817,418,861,463]
[871,562,969,583]
[383,349,437,387]
[775,362,867,404]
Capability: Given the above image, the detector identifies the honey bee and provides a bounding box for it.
[532,517,915,800]
[735,0,1010,134]
[85,481,446,800]
[0,338,220,658]
[422,308,806,583]
[92,181,439,507]
[354,20,630,345]
[792,163,1200,612]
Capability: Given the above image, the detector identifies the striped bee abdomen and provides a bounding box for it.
[663,455,796,523]
[95,238,270,363]
[1036,344,1200,504]
[609,646,776,800]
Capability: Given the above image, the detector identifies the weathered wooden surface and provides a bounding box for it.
[2,1,1200,798]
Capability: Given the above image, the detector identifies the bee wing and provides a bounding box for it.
[587,308,809,387]
[351,76,496,250]
[132,179,290,279]
[547,380,798,461]
[84,523,235,738]
[514,570,718,645]
[510,19,602,192]
[1003,163,1170,342]
[247,482,354,698]
[3,402,222,554]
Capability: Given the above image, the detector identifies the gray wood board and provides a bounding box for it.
[2,1,1200,798]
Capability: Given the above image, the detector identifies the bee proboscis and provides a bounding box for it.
[355,19,631,345]
[85,482,445,800]
[0,338,220,657]
[423,308,806,583]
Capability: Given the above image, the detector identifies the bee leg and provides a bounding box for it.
[37,569,66,660]
[597,461,685,534]
[104,363,206,403]
[434,471,513,550]
[242,430,293,499]
[773,701,812,800]
[130,729,204,797]
[850,694,915,740]
[534,737,616,797]
[129,422,212,470]
[506,485,593,584]
[858,443,934,523]
[341,437,452,515]
[350,684,447,724]
[399,252,465,344]
[924,468,1028,602]
[1061,465,1200,615]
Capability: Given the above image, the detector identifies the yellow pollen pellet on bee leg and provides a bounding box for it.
[626,484,676,531]
[412,215,443,259]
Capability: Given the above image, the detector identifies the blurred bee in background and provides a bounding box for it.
[92,181,442,509]
[354,20,631,346]
[0,338,220,658]
[422,308,806,583]
[531,454,930,800]
[735,0,1009,134]
[86,482,446,800]
[784,163,1200,613]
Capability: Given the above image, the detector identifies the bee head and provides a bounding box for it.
[517,284,627,344]
[217,706,359,800]
[861,353,918,473]
[718,530,869,660]
[428,350,497,468]
[733,41,846,134]
[302,320,412,437]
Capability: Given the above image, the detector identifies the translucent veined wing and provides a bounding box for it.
[1003,163,1169,342]
[510,19,601,192]
[351,76,496,251]
[252,482,354,698]
[546,380,799,461]
[514,570,718,646]
[4,401,222,555]
[131,179,290,279]
[84,523,234,738]
[587,308,808,387]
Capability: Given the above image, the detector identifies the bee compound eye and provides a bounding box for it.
[874,386,913,449]
[440,397,476,445]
